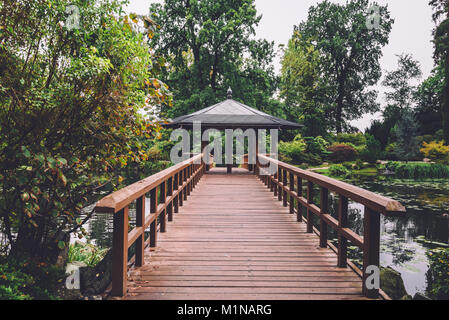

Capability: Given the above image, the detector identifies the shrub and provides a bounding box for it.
[420,140,449,163]
[335,133,367,146]
[394,163,449,178]
[327,144,358,163]
[68,242,108,267]
[0,256,65,300]
[329,164,350,176]
[304,136,330,157]
[360,134,382,163]
[279,139,307,164]
[342,162,354,170]
[426,248,449,300]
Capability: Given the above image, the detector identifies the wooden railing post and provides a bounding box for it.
[277,168,282,202]
[320,187,329,248]
[149,187,158,247]
[289,172,294,213]
[282,169,288,207]
[160,181,166,232]
[337,195,348,268]
[183,168,187,201]
[178,170,183,207]
[111,207,128,296]
[363,207,380,298]
[297,176,302,222]
[174,173,179,213]
[273,170,277,195]
[167,177,173,222]
[306,181,314,233]
[135,196,145,267]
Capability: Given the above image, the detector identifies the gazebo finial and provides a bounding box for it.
[227,87,232,99]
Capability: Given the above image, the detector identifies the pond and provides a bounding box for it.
[334,175,449,296]
[77,173,449,298]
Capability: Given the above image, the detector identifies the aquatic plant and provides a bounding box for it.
[67,242,108,267]
[426,248,449,300]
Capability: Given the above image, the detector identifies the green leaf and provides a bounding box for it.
[21,146,31,158]
[57,241,65,249]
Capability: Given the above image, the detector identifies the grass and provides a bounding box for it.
[67,242,108,267]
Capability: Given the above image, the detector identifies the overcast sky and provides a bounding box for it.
[126,0,436,131]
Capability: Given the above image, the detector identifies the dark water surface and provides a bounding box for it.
[78,174,449,297]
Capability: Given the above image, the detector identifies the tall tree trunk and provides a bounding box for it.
[336,92,344,134]
[442,53,449,143]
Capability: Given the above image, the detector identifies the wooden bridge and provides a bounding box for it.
[95,154,406,300]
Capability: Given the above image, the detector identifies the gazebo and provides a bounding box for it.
[164,88,302,173]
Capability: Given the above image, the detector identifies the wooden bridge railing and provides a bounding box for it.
[256,154,406,299]
[95,154,205,296]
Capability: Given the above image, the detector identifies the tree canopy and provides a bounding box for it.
[148,0,279,119]
[293,0,393,133]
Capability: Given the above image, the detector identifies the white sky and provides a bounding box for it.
[126,0,436,131]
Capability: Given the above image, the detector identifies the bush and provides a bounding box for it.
[394,163,449,178]
[426,248,449,300]
[0,256,65,300]
[279,139,307,164]
[335,133,367,146]
[420,140,449,163]
[304,136,330,157]
[279,136,323,165]
[329,164,350,176]
[360,135,381,163]
[327,144,358,163]
[68,242,108,267]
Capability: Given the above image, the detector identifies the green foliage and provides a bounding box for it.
[329,164,350,177]
[279,138,307,164]
[420,140,449,163]
[149,0,281,121]
[280,32,328,136]
[391,163,449,179]
[414,65,444,135]
[0,0,171,260]
[394,110,420,161]
[0,256,65,300]
[360,134,382,163]
[304,136,330,158]
[429,0,449,142]
[426,248,449,300]
[67,242,108,267]
[334,133,367,147]
[295,0,393,133]
[327,144,358,163]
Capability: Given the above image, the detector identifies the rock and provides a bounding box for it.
[423,158,431,163]
[79,249,113,296]
[413,292,432,300]
[322,162,329,166]
[380,267,410,300]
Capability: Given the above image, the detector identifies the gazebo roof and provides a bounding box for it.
[163,98,302,130]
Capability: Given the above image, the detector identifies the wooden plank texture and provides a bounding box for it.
[121,167,366,300]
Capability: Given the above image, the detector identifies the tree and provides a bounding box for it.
[414,65,444,135]
[0,0,170,260]
[295,0,393,133]
[280,32,329,137]
[429,0,449,142]
[367,54,422,149]
[394,110,420,161]
[382,54,422,110]
[149,0,279,119]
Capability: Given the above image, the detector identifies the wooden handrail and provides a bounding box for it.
[94,154,205,296]
[256,154,406,299]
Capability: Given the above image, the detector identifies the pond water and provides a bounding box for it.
[336,175,449,296]
[78,173,449,297]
